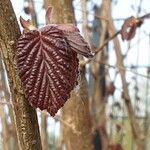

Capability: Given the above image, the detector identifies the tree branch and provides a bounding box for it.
[106,0,145,149]
[0,1,42,149]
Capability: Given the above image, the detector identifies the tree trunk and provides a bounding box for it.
[45,0,75,24]
[0,1,42,149]
[62,69,93,150]
[47,0,93,149]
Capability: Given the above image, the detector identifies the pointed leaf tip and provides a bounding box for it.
[20,16,37,31]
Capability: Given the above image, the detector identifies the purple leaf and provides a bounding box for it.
[56,24,94,58]
[16,24,93,116]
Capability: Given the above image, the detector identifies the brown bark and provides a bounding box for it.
[0,0,42,149]
[106,0,145,149]
[0,52,19,150]
[62,69,93,150]
[47,0,93,149]
[44,0,75,24]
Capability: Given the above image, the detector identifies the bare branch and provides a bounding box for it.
[107,0,145,149]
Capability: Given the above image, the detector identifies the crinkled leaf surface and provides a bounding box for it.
[57,24,94,58]
[16,25,92,116]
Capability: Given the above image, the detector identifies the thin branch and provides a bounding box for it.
[140,12,150,19]
[107,0,144,149]
[80,12,150,80]
[0,101,11,105]
[95,31,120,54]
[95,60,150,79]
[75,8,109,22]
[86,12,150,57]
